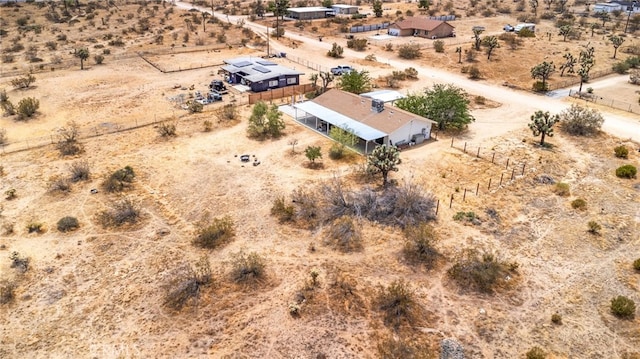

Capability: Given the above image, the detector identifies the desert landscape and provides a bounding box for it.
[1,0,639,358]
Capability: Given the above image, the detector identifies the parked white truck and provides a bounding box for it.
[514,23,535,33]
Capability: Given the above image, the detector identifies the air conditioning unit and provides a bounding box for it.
[372,99,384,113]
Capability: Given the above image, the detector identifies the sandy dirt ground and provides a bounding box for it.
[1,1,640,359]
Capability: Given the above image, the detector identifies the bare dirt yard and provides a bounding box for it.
[1,1,640,359]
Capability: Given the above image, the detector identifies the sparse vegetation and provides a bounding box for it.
[397,44,421,59]
[403,223,439,269]
[326,216,362,252]
[587,221,601,235]
[102,166,135,192]
[271,196,295,223]
[16,97,40,120]
[229,250,266,284]
[559,104,604,136]
[192,215,235,249]
[247,101,285,139]
[610,296,636,319]
[26,221,44,234]
[69,160,90,182]
[56,121,83,156]
[57,216,79,232]
[633,258,640,271]
[571,198,587,210]
[327,42,344,58]
[157,121,177,137]
[554,182,570,196]
[551,313,562,325]
[10,251,29,273]
[0,280,16,305]
[304,145,322,166]
[526,346,547,359]
[614,145,629,159]
[11,73,36,89]
[375,279,417,328]
[99,197,141,227]
[163,256,212,311]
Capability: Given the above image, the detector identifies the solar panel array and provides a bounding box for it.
[252,65,271,73]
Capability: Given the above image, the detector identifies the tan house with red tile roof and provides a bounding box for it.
[291,89,436,153]
[388,17,455,38]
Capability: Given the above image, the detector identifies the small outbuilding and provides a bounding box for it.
[291,89,436,153]
[388,17,455,38]
[592,2,623,12]
[221,57,304,93]
[331,4,359,15]
[360,89,406,105]
[287,7,333,20]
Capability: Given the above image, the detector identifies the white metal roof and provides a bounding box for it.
[287,7,333,12]
[332,4,359,8]
[360,90,406,103]
[293,101,387,141]
[222,57,303,82]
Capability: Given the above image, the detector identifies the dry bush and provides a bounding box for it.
[157,121,177,137]
[229,250,266,285]
[10,251,29,273]
[398,44,421,59]
[403,223,439,269]
[49,176,71,194]
[10,73,36,89]
[587,220,601,235]
[553,182,570,196]
[16,97,39,120]
[102,166,135,192]
[611,296,636,319]
[325,216,362,252]
[163,257,212,311]
[192,216,235,249]
[270,196,295,223]
[26,221,44,234]
[571,198,587,210]
[375,279,418,329]
[526,347,546,359]
[378,182,436,228]
[0,279,16,305]
[447,250,518,294]
[321,178,355,222]
[68,160,90,182]
[57,216,79,232]
[376,335,433,359]
[291,187,320,227]
[327,270,366,315]
[99,197,141,227]
[614,145,629,159]
[56,121,83,156]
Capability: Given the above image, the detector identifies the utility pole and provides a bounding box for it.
[624,1,638,34]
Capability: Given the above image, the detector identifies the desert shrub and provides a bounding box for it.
[499,32,523,49]
[5,189,16,200]
[94,54,104,64]
[526,347,546,359]
[453,211,478,223]
[571,198,587,210]
[448,250,518,293]
[433,40,445,53]
[551,313,562,325]
[540,11,556,20]
[347,38,368,51]
[376,336,432,359]
[404,67,418,79]
[192,216,235,249]
[329,143,345,160]
[475,95,486,105]
[49,176,71,193]
[0,128,6,145]
[365,54,377,61]
[384,43,394,51]
[613,61,631,74]
[518,28,535,37]
[327,42,344,58]
[203,120,213,132]
[11,74,36,89]
[16,97,39,120]
[229,250,266,284]
[102,166,135,192]
[10,251,29,273]
[163,257,212,311]
[398,44,421,59]
[402,223,439,269]
[377,183,437,228]
[68,160,90,182]
[375,279,417,328]
[57,216,79,232]
[291,187,320,226]
[326,216,362,252]
[99,197,141,227]
[633,258,640,271]
[610,296,636,319]
[468,65,481,79]
[614,145,629,159]
[0,280,16,305]
[391,70,407,81]
[157,121,177,137]
[188,101,203,113]
[554,182,570,196]
[271,196,295,223]
[587,221,601,234]
[217,104,238,121]
[616,165,637,179]
[26,221,44,233]
[559,104,604,136]
[56,121,83,156]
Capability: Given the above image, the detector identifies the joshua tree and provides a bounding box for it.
[481,36,499,60]
[528,110,559,145]
[75,48,89,70]
[367,144,400,187]
[530,61,555,91]
[609,35,625,59]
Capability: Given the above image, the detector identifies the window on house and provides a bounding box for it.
[269,80,278,87]
[287,77,297,85]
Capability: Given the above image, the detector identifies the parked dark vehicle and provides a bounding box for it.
[209,80,228,94]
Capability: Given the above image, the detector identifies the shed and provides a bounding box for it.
[360,90,406,104]
[332,4,359,15]
[388,17,455,38]
[593,3,623,12]
[221,57,304,93]
[291,89,436,153]
[287,7,333,20]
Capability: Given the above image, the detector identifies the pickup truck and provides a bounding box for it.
[330,65,353,76]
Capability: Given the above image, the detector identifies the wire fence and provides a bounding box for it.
[568,89,640,113]
[547,68,615,90]
[285,55,331,73]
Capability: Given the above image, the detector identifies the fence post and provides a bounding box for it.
[463,142,467,153]
[476,147,480,158]
[500,173,504,186]
[435,199,439,216]
[463,188,467,201]
[511,167,515,180]
[449,194,454,208]
[491,152,495,164]
[522,163,526,175]
[506,158,510,169]
[476,183,479,195]
[451,137,454,147]
[488,178,491,190]
[50,135,54,144]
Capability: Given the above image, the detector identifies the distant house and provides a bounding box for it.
[221,58,304,93]
[360,89,406,105]
[593,2,623,12]
[291,89,436,153]
[608,1,640,13]
[331,4,359,15]
[287,7,333,20]
[388,17,455,38]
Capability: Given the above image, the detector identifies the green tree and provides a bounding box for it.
[417,0,430,10]
[269,0,289,38]
[559,25,572,41]
[338,70,372,94]
[254,0,265,17]
[559,104,604,136]
[321,0,333,7]
[247,101,285,138]
[16,97,40,120]
[529,0,538,15]
[329,126,358,159]
[367,144,400,187]
[528,110,559,145]
[608,35,624,59]
[327,42,344,58]
[319,71,334,93]
[472,27,484,51]
[481,35,499,60]
[75,48,89,70]
[373,0,383,17]
[305,146,322,163]
[595,11,610,27]
[578,44,595,93]
[530,61,555,91]
[559,52,576,76]
[395,84,474,131]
